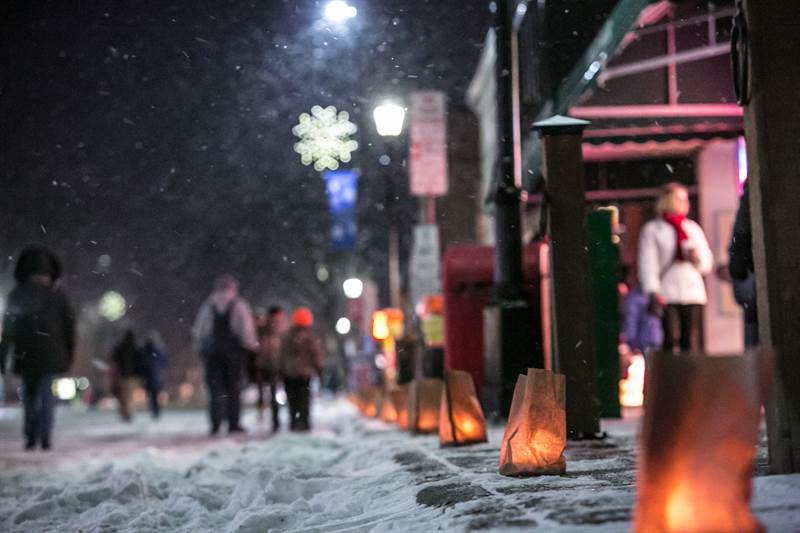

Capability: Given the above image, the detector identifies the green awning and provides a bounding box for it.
[522,0,655,189]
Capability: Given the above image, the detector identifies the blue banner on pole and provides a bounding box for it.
[330,211,358,250]
[324,169,358,249]
[324,169,358,215]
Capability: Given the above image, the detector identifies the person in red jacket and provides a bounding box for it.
[279,307,324,431]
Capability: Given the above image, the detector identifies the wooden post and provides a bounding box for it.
[742,0,800,473]
[533,115,601,438]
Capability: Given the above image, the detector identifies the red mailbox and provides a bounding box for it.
[443,243,546,395]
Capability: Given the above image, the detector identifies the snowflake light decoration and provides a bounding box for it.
[292,105,358,172]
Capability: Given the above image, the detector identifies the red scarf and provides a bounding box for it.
[663,213,689,261]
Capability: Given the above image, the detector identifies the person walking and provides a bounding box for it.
[110,329,141,422]
[279,307,324,431]
[192,275,258,435]
[141,330,168,419]
[254,306,288,431]
[638,182,713,353]
[0,246,75,451]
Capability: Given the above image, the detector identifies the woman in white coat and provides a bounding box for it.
[638,182,713,352]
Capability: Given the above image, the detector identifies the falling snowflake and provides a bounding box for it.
[292,105,358,172]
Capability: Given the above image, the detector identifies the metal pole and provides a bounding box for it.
[425,196,436,225]
[481,0,539,418]
[386,141,401,309]
[493,0,525,298]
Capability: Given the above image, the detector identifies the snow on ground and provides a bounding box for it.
[1,398,799,532]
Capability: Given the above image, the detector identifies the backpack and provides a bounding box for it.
[207,303,241,357]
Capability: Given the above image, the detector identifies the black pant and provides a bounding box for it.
[146,387,161,419]
[284,376,311,431]
[662,304,703,353]
[255,369,280,429]
[205,352,243,432]
[22,374,55,448]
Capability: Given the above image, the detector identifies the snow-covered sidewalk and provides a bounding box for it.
[1,398,799,532]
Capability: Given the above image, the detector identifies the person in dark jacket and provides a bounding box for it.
[728,180,758,347]
[279,307,324,431]
[191,275,258,435]
[0,246,75,451]
[141,330,168,419]
[111,330,140,422]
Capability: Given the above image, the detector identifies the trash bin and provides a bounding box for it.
[443,243,545,398]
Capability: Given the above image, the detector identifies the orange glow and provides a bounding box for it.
[619,354,645,407]
[439,370,488,447]
[499,369,567,476]
[417,412,439,433]
[364,403,378,417]
[664,481,698,531]
[352,386,383,418]
[410,378,444,434]
[177,382,194,404]
[391,385,410,429]
[380,391,398,423]
[423,294,444,315]
[633,351,764,533]
[386,308,404,339]
[372,311,390,340]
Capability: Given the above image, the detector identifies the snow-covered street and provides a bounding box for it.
[1,398,799,532]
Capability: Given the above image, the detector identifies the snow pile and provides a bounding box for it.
[1,400,799,532]
[0,402,440,532]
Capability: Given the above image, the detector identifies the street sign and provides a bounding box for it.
[409,91,448,196]
[410,224,441,306]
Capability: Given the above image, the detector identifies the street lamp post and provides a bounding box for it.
[373,102,406,309]
[483,0,540,419]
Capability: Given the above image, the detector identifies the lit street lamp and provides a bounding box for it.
[335,317,352,335]
[343,277,364,299]
[372,103,406,137]
[373,102,406,308]
[324,1,358,23]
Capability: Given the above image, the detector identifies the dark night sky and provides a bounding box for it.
[0,0,490,373]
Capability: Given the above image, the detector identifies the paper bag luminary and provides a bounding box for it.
[355,386,381,418]
[439,370,488,447]
[499,368,567,476]
[390,384,411,429]
[633,351,768,533]
[380,389,399,423]
[409,378,444,434]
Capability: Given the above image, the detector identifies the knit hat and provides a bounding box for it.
[14,245,61,282]
[292,307,314,327]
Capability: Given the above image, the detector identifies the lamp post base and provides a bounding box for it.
[483,301,540,419]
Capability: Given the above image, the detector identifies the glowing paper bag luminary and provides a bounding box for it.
[409,378,444,434]
[499,368,567,476]
[367,386,383,418]
[634,351,767,533]
[380,389,398,423]
[390,384,411,429]
[355,386,381,417]
[439,370,488,447]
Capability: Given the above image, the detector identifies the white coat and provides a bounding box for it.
[638,217,713,305]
